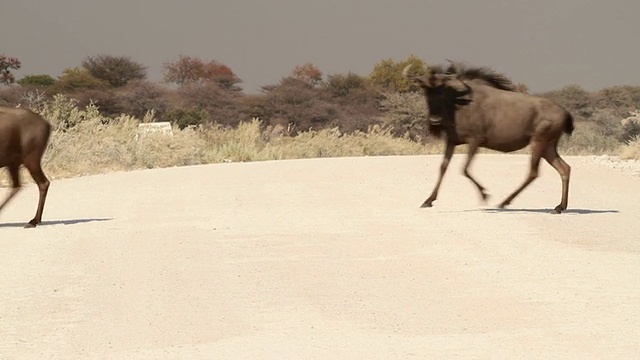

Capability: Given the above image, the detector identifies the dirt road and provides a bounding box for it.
[2,155,639,359]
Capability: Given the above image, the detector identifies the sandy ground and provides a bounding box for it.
[1,154,639,359]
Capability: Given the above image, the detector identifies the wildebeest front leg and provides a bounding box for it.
[461,140,489,202]
[422,141,455,207]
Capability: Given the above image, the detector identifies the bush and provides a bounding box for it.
[113,81,172,120]
[0,85,26,106]
[592,85,640,118]
[257,77,346,133]
[539,84,594,118]
[620,136,640,160]
[18,74,56,87]
[165,107,209,129]
[379,91,428,141]
[48,67,107,94]
[177,82,245,127]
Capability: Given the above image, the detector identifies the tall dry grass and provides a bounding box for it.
[20,95,441,182]
[3,95,639,186]
[619,111,640,160]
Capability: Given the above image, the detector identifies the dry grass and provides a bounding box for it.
[2,96,637,186]
[21,96,443,182]
[620,136,640,160]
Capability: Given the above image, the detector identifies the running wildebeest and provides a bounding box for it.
[0,106,52,227]
[403,61,574,213]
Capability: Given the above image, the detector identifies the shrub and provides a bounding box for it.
[369,54,427,93]
[592,86,640,116]
[49,67,107,94]
[113,81,172,120]
[257,77,343,133]
[18,74,56,87]
[165,107,209,129]
[620,135,640,160]
[177,82,245,127]
[379,91,428,141]
[539,84,594,118]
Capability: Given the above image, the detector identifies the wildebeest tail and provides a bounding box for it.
[564,112,575,136]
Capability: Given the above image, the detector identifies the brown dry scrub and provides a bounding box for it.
[2,95,637,186]
[0,95,438,184]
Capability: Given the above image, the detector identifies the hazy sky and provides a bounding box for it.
[2,0,639,93]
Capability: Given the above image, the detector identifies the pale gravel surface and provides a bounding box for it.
[1,154,639,359]
[580,154,640,177]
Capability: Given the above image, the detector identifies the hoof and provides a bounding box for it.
[497,203,508,209]
[551,205,565,214]
[420,201,433,208]
[24,219,39,228]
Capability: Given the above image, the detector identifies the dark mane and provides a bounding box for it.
[439,61,517,92]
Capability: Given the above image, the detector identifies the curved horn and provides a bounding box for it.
[445,59,460,74]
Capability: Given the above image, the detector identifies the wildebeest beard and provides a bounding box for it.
[428,82,473,137]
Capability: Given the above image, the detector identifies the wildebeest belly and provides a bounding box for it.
[482,136,532,153]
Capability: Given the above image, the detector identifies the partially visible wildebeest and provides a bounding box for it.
[403,61,574,213]
[0,106,52,227]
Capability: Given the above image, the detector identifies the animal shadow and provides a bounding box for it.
[0,218,113,228]
[481,208,619,215]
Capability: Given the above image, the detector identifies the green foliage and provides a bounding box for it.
[39,94,106,129]
[49,67,107,93]
[325,72,368,97]
[369,54,427,93]
[0,54,21,85]
[82,54,147,87]
[18,74,56,87]
[165,107,209,129]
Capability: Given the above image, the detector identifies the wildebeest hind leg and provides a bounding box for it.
[543,147,571,214]
[0,165,22,214]
[498,141,544,209]
[23,154,50,228]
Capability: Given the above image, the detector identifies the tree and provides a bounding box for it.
[369,54,427,93]
[18,74,56,87]
[163,55,241,90]
[82,54,147,87]
[49,67,107,93]
[291,63,323,86]
[162,55,204,86]
[201,60,241,90]
[0,55,21,85]
[325,72,367,97]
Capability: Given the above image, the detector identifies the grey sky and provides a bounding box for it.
[2,0,639,93]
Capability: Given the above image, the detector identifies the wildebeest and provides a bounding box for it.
[403,61,574,213]
[0,106,52,227]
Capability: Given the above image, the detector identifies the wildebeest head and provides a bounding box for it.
[402,63,473,126]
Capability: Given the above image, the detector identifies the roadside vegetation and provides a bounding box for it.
[1,53,639,183]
